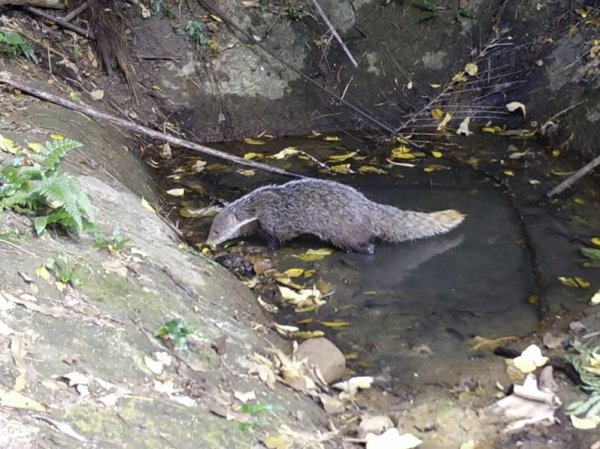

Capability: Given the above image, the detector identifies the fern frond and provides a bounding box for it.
[29,175,93,233]
[0,189,35,211]
[30,139,82,175]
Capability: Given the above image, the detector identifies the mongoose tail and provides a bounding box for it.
[372,206,466,242]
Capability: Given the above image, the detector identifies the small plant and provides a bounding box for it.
[0,138,94,235]
[566,341,600,420]
[185,20,209,49]
[92,225,130,254]
[239,403,276,432]
[0,29,37,62]
[155,318,197,351]
[286,5,305,21]
[150,0,175,18]
[411,0,439,20]
[45,254,79,286]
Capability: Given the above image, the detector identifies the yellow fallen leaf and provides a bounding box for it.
[591,237,600,247]
[464,62,478,76]
[574,197,585,205]
[35,266,51,281]
[430,108,443,120]
[437,112,452,130]
[140,197,156,213]
[329,164,351,174]
[244,137,265,145]
[269,147,300,159]
[506,101,527,116]
[243,152,264,160]
[27,142,43,153]
[0,388,47,412]
[323,136,341,142]
[431,150,442,158]
[207,40,219,52]
[503,170,515,177]
[263,434,293,449]
[470,335,518,351]
[290,330,325,339]
[49,134,64,140]
[590,289,600,305]
[551,148,561,158]
[209,14,222,22]
[358,165,387,174]
[283,268,305,278]
[452,70,467,82]
[482,125,503,133]
[0,134,18,154]
[293,248,333,262]
[327,151,357,163]
[429,83,441,88]
[558,276,590,288]
[166,188,185,196]
[237,169,256,176]
[319,321,351,328]
[570,414,600,430]
[513,344,548,373]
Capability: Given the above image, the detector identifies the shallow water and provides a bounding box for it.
[166,133,600,386]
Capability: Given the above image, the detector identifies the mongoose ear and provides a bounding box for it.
[224,213,238,226]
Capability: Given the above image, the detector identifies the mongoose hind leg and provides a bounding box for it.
[352,242,375,254]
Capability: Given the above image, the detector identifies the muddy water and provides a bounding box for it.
[167,134,599,387]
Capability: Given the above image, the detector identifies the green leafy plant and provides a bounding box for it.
[238,402,277,432]
[411,0,439,20]
[286,5,305,21]
[45,254,79,285]
[185,20,209,48]
[566,341,600,419]
[0,29,37,62]
[92,225,130,254]
[150,0,175,18]
[155,318,197,350]
[0,138,94,235]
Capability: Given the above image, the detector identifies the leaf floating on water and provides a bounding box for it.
[508,149,529,159]
[358,165,387,174]
[437,112,452,130]
[464,62,478,76]
[327,151,357,163]
[431,150,442,158]
[581,246,600,260]
[506,101,527,116]
[329,164,351,174]
[456,117,472,136]
[243,137,265,145]
[293,248,333,262]
[243,152,264,160]
[283,268,305,278]
[590,238,600,247]
[482,125,503,133]
[558,276,591,288]
[237,169,256,177]
[503,170,515,177]
[323,135,341,142]
[590,289,600,305]
[423,164,446,173]
[319,321,351,328]
[430,108,443,120]
[270,147,300,159]
[166,188,185,197]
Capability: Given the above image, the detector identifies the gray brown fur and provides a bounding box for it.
[206,179,465,253]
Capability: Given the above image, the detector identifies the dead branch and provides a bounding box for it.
[24,6,91,37]
[0,0,64,7]
[307,0,358,68]
[546,153,600,198]
[0,72,304,180]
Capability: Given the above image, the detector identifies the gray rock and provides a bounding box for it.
[296,337,346,383]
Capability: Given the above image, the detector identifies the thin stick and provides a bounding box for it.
[0,72,304,179]
[25,6,91,38]
[0,0,63,7]
[62,1,90,22]
[546,153,600,198]
[307,0,358,68]
[0,239,38,258]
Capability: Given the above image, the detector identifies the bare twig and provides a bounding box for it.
[24,6,91,37]
[63,1,90,22]
[307,0,358,68]
[546,154,600,198]
[0,72,304,179]
[0,239,38,258]
[0,0,63,7]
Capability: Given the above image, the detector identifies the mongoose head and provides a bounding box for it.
[206,210,257,248]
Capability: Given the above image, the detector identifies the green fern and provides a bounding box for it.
[0,138,94,235]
